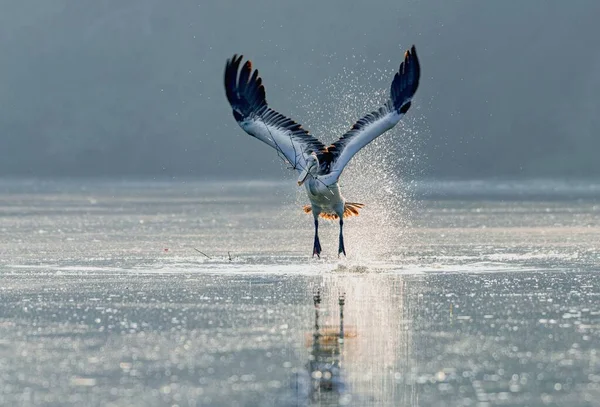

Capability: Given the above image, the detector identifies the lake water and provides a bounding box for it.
[1,179,599,406]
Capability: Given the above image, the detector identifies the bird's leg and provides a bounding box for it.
[313,217,322,258]
[338,218,346,257]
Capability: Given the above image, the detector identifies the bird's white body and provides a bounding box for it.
[304,178,345,218]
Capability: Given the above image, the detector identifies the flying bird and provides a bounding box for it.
[224,46,420,257]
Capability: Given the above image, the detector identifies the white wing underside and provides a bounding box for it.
[224,55,326,175]
[316,46,420,185]
[319,109,404,186]
[241,118,312,173]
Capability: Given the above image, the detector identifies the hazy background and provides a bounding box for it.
[1,0,599,179]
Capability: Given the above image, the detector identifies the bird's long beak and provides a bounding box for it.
[297,165,312,186]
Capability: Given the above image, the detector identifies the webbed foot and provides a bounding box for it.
[313,235,322,258]
[338,233,346,257]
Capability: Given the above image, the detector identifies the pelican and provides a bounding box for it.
[224,45,420,257]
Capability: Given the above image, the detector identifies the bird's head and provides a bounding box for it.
[297,153,319,186]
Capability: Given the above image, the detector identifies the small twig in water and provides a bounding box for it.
[193,248,211,259]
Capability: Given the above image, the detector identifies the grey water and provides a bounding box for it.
[1,179,600,407]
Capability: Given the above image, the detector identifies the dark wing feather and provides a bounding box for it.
[224,55,326,172]
[318,46,421,183]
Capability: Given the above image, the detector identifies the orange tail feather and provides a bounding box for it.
[302,202,365,220]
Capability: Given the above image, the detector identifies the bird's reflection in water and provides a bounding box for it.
[288,288,354,406]
[307,289,354,405]
[285,274,419,407]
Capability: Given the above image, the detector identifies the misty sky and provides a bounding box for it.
[1,0,599,178]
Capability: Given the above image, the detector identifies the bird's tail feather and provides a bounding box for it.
[302,202,365,220]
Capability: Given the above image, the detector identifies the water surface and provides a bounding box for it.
[1,179,599,406]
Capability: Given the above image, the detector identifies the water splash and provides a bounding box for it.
[291,61,427,260]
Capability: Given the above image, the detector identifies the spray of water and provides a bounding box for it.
[289,59,427,260]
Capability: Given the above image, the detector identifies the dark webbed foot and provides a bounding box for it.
[338,218,346,257]
[313,234,322,258]
[338,235,346,257]
[313,218,322,258]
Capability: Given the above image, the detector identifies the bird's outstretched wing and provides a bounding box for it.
[224,55,326,173]
[318,46,420,184]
